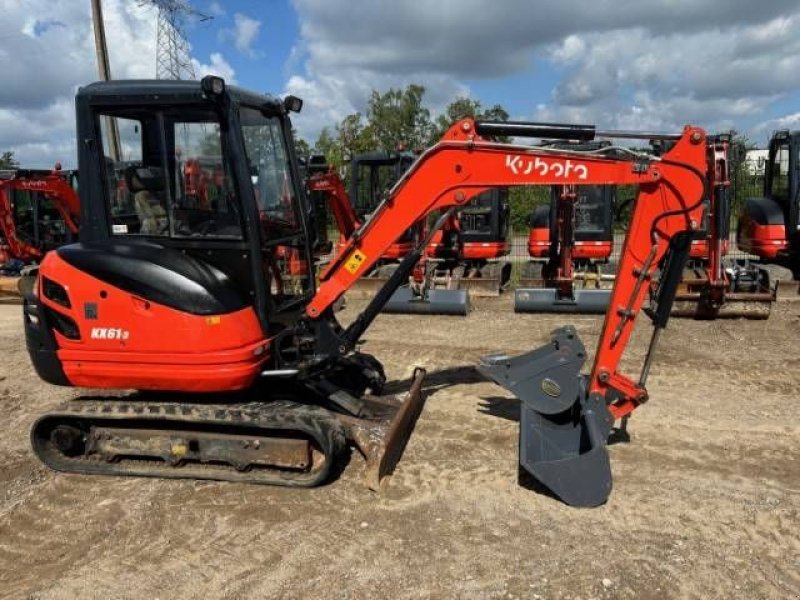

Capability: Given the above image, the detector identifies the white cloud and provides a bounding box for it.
[192,52,236,83]
[754,112,800,134]
[287,0,800,144]
[220,13,261,57]
[0,0,235,168]
[206,1,226,17]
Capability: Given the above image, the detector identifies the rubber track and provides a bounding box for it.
[31,399,347,487]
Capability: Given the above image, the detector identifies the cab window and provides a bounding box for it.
[98,109,243,240]
[772,142,790,204]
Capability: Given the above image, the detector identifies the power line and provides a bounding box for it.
[139,1,212,80]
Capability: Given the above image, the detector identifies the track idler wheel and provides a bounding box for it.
[477,327,614,507]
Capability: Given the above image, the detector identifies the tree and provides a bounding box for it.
[365,85,433,152]
[293,134,311,162]
[431,97,510,143]
[314,127,342,167]
[0,151,19,169]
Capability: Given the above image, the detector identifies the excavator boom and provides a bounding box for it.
[309,118,707,505]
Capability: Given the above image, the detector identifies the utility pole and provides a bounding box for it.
[90,0,120,160]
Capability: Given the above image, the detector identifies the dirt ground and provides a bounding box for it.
[0,296,798,599]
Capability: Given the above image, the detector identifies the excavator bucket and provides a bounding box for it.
[382,287,470,315]
[477,327,614,507]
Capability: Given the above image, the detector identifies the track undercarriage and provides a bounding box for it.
[32,367,427,491]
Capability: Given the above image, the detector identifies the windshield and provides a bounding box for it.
[98,108,243,240]
[240,106,302,240]
[574,186,608,235]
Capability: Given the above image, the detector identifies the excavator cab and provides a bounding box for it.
[349,150,419,259]
[26,77,429,490]
[25,78,319,388]
[737,130,800,266]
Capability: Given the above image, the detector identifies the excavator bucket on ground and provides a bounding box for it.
[478,327,613,507]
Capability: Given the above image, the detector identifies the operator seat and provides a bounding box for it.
[126,166,168,235]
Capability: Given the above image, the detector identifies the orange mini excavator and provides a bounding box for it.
[27,78,708,507]
[0,167,80,266]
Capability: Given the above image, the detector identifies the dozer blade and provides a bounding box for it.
[0,276,22,303]
[477,327,614,507]
[671,293,773,319]
[514,287,611,314]
[345,367,427,490]
[382,286,470,315]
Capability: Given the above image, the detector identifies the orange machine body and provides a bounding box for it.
[37,251,268,392]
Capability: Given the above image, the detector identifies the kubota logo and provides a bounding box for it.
[505,155,588,179]
[90,327,130,340]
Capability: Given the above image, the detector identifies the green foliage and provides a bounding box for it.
[0,151,19,169]
[508,186,550,233]
[431,97,510,142]
[367,85,433,152]
[293,131,311,161]
[310,86,513,186]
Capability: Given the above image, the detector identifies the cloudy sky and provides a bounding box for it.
[4,0,800,167]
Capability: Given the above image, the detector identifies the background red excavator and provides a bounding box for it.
[514,140,617,313]
[736,129,800,292]
[0,167,80,299]
[0,167,80,267]
[26,77,710,508]
[663,135,775,319]
[516,182,616,313]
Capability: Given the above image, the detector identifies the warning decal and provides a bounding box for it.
[344,249,367,275]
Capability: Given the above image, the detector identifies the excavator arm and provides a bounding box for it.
[307,118,708,506]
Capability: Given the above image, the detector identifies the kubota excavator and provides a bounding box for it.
[670,134,775,318]
[0,167,80,299]
[0,167,80,265]
[737,129,800,295]
[26,78,709,507]
[516,181,616,313]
